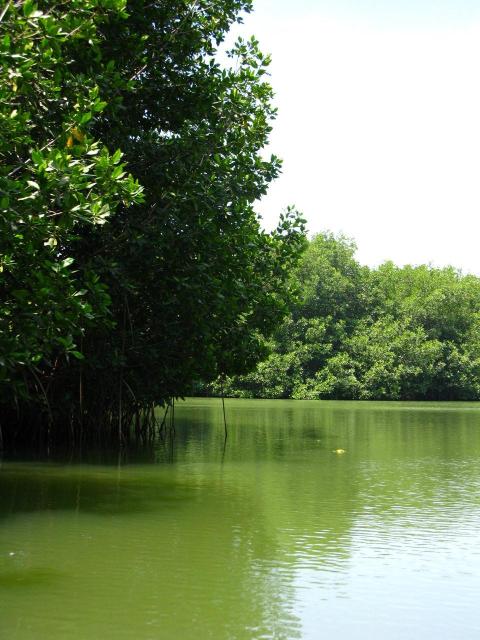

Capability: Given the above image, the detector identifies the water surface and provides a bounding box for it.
[1,399,480,639]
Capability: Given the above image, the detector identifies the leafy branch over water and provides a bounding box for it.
[0,0,306,445]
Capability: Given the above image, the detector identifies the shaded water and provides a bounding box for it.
[1,399,480,639]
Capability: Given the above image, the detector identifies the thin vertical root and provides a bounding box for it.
[221,379,227,438]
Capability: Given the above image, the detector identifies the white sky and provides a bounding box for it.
[228,1,480,274]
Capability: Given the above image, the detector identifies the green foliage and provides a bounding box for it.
[0,0,143,403]
[222,232,480,400]
[294,232,370,324]
[0,1,306,440]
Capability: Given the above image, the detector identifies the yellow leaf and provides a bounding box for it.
[71,127,85,143]
[66,136,74,148]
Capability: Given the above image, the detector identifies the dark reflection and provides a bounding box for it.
[1,442,160,466]
[0,467,196,518]
[0,567,65,589]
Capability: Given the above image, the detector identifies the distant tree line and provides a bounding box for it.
[212,233,480,400]
[0,0,305,445]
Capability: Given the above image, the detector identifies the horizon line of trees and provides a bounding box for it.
[207,232,480,401]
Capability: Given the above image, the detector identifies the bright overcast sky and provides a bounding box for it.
[228,0,480,274]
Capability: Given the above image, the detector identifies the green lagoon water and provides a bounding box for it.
[1,399,480,639]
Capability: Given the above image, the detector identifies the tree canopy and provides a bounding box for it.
[0,0,306,444]
[218,233,480,401]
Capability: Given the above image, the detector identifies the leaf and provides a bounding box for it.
[31,150,43,165]
[111,166,125,180]
[112,149,122,164]
[22,0,36,17]
[93,101,108,112]
[79,112,92,125]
